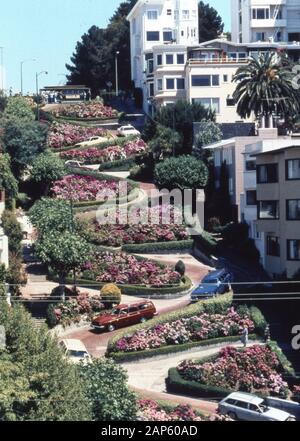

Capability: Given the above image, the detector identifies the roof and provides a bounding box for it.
[251,139,300,157]
[61,339,88,351]
[42,85,90,91]
[117,301,153,309]
[203,138,236,150]
[225,392,263,405]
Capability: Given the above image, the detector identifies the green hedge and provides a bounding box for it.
[109,334,259,363]
[73,187,140,210]
[99,157,138,171]
[195,231,218,255]
[53,115,120,124]
[121,239,194,254]
[107,293,233,356]
[56,135,139,154]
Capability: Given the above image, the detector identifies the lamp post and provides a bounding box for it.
[36,70,48,121]
[0,47,4,93]
[21,59,36,96]
[115,51,120,97]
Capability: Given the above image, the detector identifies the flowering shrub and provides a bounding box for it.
[177,345,289,397]
[82,251,181,287]
[52,292,105,327]
[100,283,122,306]
[52,175,123,202]
[60,139,148,164]
[88,205,188,247]
[48,122,108,149]
[51,101,118,119]
[114,308,254,353]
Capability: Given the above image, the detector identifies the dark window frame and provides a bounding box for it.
[257,200,280,220]
[246,190,257,206]
[287,239,300,261]
[286,199,300,221]
[267,235,280,257]
[146,31,160,41]
[257,163,279,184]
[286,159,300,181]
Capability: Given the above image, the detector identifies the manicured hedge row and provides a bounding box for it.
[54,115,121,124]
[98,157,138,171]
[121,240,194,254]
[109,334,259,363]
[56,135,138,154]
[106,293,233,356]
[73,186,140,210]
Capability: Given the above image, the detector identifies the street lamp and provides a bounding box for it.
[0,47,4,93]
[115,51,120,97]
[21,59,36,95]
[36,70,48,121]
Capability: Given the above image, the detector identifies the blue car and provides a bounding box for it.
[191,269,233,303]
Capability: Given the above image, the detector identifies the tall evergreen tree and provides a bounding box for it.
[198,1,224,42]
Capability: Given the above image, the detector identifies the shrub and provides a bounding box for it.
[249,306,267,336]
[7,253,27,295]
[154,155,208,191]
[175,260,186,277]
[101,284,122,307]
[207,217,221,232]
[46,304,59,328]
[1,210,23,256]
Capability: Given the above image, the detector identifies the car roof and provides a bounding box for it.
[117,301,153,309]
[203,269,227,280]
[61,339,88,352]
[225,392,263,405]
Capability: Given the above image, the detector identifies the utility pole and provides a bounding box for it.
[115,51,120,97]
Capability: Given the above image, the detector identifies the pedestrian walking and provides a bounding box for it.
[241,325,249,348]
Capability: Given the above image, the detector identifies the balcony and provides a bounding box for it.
[187,57,248,66]
[251,18,287,28]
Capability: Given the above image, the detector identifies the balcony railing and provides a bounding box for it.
[187,57,249,65]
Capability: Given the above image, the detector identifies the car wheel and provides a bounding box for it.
[108,325,116,332]
[140,317,147,324]
[228,412,238,421]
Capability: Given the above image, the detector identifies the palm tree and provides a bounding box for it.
[233,52,299,128]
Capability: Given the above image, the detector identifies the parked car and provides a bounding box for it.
[59,339,91,364]
[76,136,108,147]
[117,125,141,137]
[92,301,157,332]
[218,392,296,421]
[191,269,232,302]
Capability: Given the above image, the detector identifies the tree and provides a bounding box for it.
[193,121,222,160]
[154,100,215,154]
[2,119,48,177]
[0,154,18,200]
[0,301,92,421]
[154,155,208,191]
[29,198,76,238]
[233,52,299,126]
[3,96,35,122]
[79,358,137,421]
[30,151,65,196]
[66,1,138,95]
[149,125,182,160]
[1,210,23,256]
[35,231,91,298]
[209,161,232,225]
[198,1,224,43]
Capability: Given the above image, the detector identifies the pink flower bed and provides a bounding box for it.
[114,308,254,353]
[52,175,122,202]
[178,345,289,397]
[51,102,118,119]
[89,205,188,247]
[82,251,181,287]
[60,139,148,164]
[48,122,107,149]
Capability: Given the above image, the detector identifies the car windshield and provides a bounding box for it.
[68,350,88,358]
[260,400,270,413]
[111,309,120,315]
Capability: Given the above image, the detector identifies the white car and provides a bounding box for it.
[59,339,92,364]
[218,392,296,421]
[64,160,84,168]
[117,125,141,137]
[76,136,109,147]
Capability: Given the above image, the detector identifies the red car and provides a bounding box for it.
[92,301,157,332]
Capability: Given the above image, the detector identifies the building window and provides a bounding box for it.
[252,8,270,20]
[267,236,280,257]
[167,9,172,16]
[258,201,279,220]
[256,32,266,42]
[149,83,154,98]
[286,159,300,180]
[163,31,173,42]
[147,31,160,41]
[192,98,220,113]
[176,78,185,90]
[226,96,235,106]
[157,54,162,66]
[147,10,158,20]
[166,54,174,64]
[191,75,220,87]
[246,190,257,206]
[287,240,300,261]
[289,33,300,42]
[157,79,163,91]
[257,164,278,184]
[174,10,179,20]
[177,54,185,64]
[166,78,175,90]
[147,59,154,74]
[246,160,256,171]
[182,10,189,20]
[287,200,300,220]
[223,75,228,83]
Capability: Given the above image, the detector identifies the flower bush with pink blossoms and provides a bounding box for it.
[51,102,118,119]
[48,122,107,149]
[88,205,188,247]
[114,308,254,353]
[81,251,181,287]
[51,175,124,203]
[177,345,289,397]
[60,139,148,164]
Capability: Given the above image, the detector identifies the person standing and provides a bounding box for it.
[241,325,249,348]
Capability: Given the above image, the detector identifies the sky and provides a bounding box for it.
[0,0,231,94]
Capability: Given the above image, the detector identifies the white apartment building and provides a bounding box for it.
[232,0,300,44]
[127,0,199,112]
